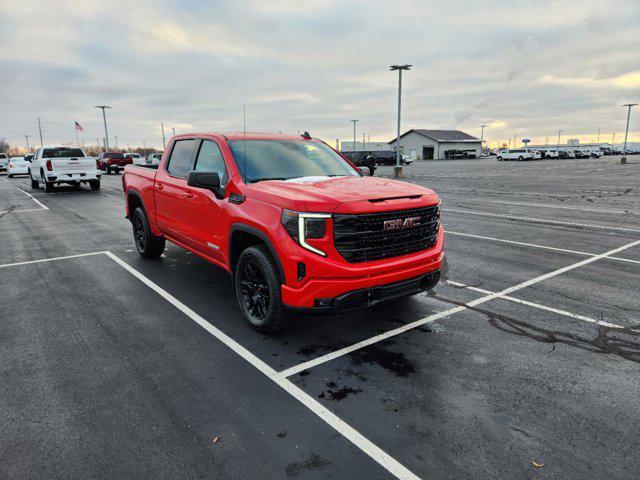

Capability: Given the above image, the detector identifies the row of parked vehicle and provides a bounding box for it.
[495,148,604,161]
[95,152,162,174]
[340,150,413,175]
[0,148,164,191]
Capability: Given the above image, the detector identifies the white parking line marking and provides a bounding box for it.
[471,200,637,215]
[446,230,640,266]
[0,251,106,269]
[445,280,631,331]
[103,251,420,480]
[17,186,49,210]
[279,239,640,377]
[445,208,640,233]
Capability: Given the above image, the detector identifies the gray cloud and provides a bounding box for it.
[1,0,639,149]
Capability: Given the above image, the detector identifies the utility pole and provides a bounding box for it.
[597,127,601,143]
[161,122,166,149]
[513,132,517,147]
[480,124,486,153]
[24,135,30,153]
[351,120,359,152]
[336,139,340,151]
[94,105,111,152]
[611,132,615,149]
[557,129,564,148]
[37,117,44,147]
[362,132,366,150]
[621,103,637,164]
[390,64,411,177]
[115,135,119,150]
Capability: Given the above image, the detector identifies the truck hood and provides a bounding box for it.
[248,175,439,213]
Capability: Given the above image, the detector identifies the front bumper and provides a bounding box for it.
[286,269,441,314]
[281,245,444,309]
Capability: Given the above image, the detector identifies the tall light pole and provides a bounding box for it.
[161,122,166,150]
[557,129,564,148]
[390,64,411,177]
[172,127,176,137]
[351,120,359,152]
[115,135,119,150]
[37,117,44,147]
[597,127,601,143]
[621,103,637,164]
[24,135,30,153]
[611,132,615,149]
[94,105,111,152]
[362,132,366,150]
[480,124,486,153]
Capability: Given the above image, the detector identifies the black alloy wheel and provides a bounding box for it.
[239,261,271,321]
[133,212,147,252]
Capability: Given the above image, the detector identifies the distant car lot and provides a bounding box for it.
[1,155,639,479]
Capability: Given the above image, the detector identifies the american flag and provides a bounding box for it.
[75,121,84,132]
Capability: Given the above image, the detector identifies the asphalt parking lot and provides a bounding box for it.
[1,156,639,480]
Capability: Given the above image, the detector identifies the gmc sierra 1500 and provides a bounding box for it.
[123,132,443,332]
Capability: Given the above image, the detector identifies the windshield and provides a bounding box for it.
[106,153,125,159]
[228,139,359,182]
[43,148,85,158]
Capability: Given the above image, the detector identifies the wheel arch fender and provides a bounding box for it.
[229,223,285,282]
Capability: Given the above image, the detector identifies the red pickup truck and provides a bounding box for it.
[123,132,443,332]
[97,152,133,174]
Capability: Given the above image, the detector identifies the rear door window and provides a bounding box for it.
[166,139,197,179]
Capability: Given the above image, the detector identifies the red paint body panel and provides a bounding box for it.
[123,132,444,309]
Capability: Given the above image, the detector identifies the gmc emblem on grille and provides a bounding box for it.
[383,216,421,231]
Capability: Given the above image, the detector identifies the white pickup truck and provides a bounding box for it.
[29,146,102,192]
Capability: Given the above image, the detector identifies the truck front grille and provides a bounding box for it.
[333,205,439,263]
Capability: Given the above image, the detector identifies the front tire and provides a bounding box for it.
[132,206,165,258]
[235,245,285,333]
[30,171,39,189]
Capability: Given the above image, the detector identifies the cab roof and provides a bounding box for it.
[176,132,314,141]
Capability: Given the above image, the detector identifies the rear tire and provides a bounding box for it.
[132,206,165,259]
[42,171,54,193]
[235,245,285,333]
[89,180,100,191]
[8,174,12,178]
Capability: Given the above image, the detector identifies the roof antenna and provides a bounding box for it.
[301,131,311,140]
[243,104,246,181]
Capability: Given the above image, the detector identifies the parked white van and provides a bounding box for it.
[496,148,541,161]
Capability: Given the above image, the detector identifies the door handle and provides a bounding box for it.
[183,192,194,199]
[157,184,164,191]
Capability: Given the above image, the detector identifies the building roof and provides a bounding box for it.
[388,129,480,144]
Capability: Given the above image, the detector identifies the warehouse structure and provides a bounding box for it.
[388,129,482,160]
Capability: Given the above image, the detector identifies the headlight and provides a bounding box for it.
[282,209,331,256]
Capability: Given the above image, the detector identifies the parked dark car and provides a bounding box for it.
[340,151,376,175]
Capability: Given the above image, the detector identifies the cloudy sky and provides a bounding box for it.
[1,0,639,149]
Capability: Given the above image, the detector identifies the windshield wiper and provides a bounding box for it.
[247,177,288,183]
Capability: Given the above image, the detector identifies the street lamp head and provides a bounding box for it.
[94,105,112,109]
[622,103,638,107]
[390,64,412,71]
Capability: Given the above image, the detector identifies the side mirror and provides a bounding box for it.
[187,171,224,197]
[357,166,371,176]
